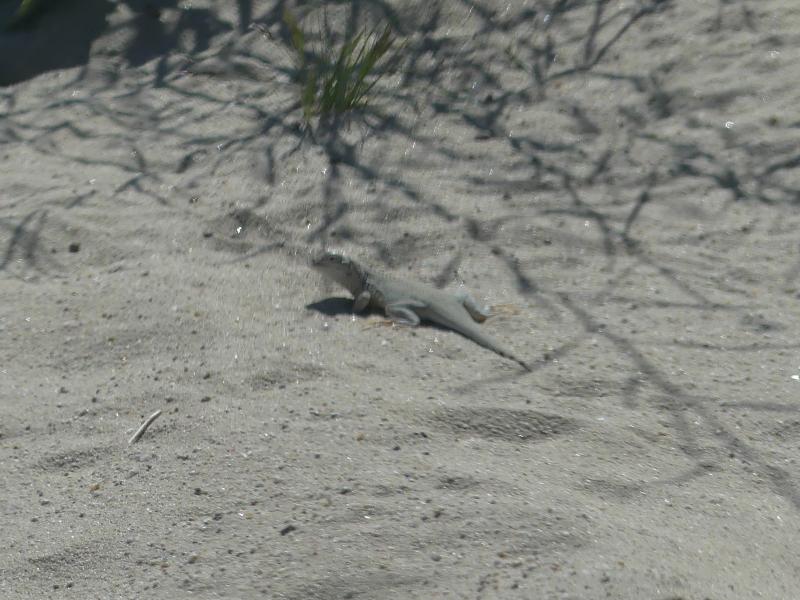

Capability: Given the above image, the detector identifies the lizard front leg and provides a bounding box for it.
[353,290,372,312]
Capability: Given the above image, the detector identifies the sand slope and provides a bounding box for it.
[2,1,800,598]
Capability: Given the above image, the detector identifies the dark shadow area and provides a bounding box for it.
[305,297,356,317]
[0,0,114,86]
[0,0,256,86]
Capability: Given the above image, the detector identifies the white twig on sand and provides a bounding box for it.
[128,409,163,444]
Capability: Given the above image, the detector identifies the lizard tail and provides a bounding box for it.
[460,324,531,371]
[428,311,531,371]
[514,356,532,371]
[497,349,531,371]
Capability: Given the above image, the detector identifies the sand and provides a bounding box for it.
[2,1,800,598]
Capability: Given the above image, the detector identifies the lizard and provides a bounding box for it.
[311,251,530,370]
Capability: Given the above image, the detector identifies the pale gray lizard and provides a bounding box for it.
[311,251,530,370]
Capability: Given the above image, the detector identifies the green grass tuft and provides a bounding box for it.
[283,8,399,122]
[3,0,48,30]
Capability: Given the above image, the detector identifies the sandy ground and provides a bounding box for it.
[2,1,800,598]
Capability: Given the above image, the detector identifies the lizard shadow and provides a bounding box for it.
[307,296,502,335]
[308,297,437,327]
[309,296,531,373]
[306,297,366,317]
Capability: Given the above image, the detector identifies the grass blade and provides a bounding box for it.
[302,66,318,121]
[278,9,400,121]
[282,8,305,58]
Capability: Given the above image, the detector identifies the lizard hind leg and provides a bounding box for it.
[456,290,492,323]
[385,301,425,326]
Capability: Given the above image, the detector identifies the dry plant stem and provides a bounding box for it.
[128,409,163,444]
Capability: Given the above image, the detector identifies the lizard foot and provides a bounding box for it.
[489,303,522,317]
[361,318,396,330]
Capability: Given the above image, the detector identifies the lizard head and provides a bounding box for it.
[310,251,363,293]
